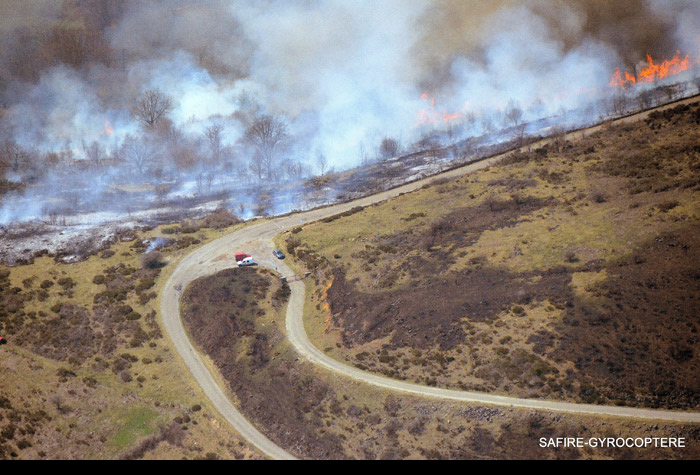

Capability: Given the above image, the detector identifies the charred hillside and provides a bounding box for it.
[285,100,700,410]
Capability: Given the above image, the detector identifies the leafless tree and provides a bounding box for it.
[283,158,305,181]
[609,92,629,117]
[636,89,654,110]
[379,137,400,160]
[249,150,265,181]
[242,115,288,181]
[1,140,29,174]
[464,112,477,132]
[121,135,159,175]
[316,152,328,176]
[550,125,567,152]
[505,100,524,128]
[133,89,174,128]
[358,143,370,166]
[83,141,104,168]
[662,85,680,103]
[204,124,224,166]
[480,113,496,136]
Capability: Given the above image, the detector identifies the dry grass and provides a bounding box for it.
[283,102,700,409]
[0,217,262,460]
[181,267,700,459]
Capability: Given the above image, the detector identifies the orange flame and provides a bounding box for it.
[610,51,692,89]
[104,118,114,136]
[415,92,464,128]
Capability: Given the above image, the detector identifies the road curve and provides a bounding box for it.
[161,97,700,459]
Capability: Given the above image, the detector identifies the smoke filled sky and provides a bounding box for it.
[1,0,699,168]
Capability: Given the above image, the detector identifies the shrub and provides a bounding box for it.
[657,200,680,212]
[274,282,291,302]
[565,250,580,263]
[590,191,608,203]
[57,277,76,290]
[119,370,132,383]
[141,251,165,270]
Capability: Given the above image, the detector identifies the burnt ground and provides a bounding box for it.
[328,196,566,352]
[328,225,700,408]
[330,264,574,352]
[182,268,348,460]
[553,226,700,409]
[181,268,700,459]
[327,214,700,410]
[318,103,700,409]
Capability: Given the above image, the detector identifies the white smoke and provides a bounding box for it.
[446,5,619,117]
[1,0,699,227]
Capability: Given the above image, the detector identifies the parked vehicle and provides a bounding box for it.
[238,257,257,267]
[0,336,7,345]
[273,249,286,260]
[235,253,250,262]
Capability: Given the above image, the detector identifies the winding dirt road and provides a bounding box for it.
[161,97,700,459]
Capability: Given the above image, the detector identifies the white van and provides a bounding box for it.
[238,257,257,267]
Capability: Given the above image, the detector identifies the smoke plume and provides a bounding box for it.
[0,0,698,226]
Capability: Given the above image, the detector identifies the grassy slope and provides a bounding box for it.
[281,102,700,410]
[0,217,262,460]
[181,267,700,460]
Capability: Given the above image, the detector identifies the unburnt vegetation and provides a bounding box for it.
[182,268,700,459]
[284,101,700,410]
[0,215,257,460]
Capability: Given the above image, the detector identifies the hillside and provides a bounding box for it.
[281,101,700,410]
[180,267,700,460]
[0,210,261,460]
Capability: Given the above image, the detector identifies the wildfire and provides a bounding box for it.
[415,92,465,128]
[610,51,692,89]
[104,118,114,136]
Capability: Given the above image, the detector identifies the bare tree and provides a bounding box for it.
[550,125,567,153]
[609,92,629,117]
[121,135,159,174]
[636,89,654,110]
[480,113,496,136]
[1,140,24,174]
[242,115,288,181]
[83,141,104,168]
[281,158,304,181]
[204,124,224,166]
[0,140,33,175]
[316,152,328,176]
[248,150,265,181]
[379,137,400,160]
[505,100,524,128]
[358,143,369,166]
[133,89,173,128]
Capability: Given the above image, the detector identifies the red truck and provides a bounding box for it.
[235,253,252,262]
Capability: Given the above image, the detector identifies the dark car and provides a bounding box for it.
[273,249,285,260]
